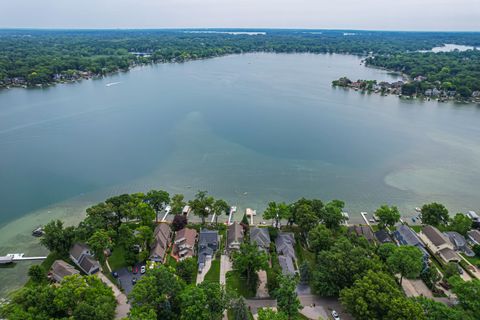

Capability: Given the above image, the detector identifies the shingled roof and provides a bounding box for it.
[422,225,448,247]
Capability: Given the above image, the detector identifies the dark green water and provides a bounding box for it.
[1,53,480,295]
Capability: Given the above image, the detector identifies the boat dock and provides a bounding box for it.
[161,205,172,222]
[0,253,47,264]
[227,206,237,225]
[361,212,370,226]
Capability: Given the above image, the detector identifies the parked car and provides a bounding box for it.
[458,266,464,275]
[112,271,118,278]
[132,266,137,274]
[141,265,146,274]
[331,310,340,320]
[132,278,137,285]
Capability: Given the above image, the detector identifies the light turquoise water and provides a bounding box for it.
[1,53,480,295]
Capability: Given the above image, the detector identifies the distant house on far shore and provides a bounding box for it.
[49,260,79,282]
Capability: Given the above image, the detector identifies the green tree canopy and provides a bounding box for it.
[274,275,302,320]
[308,224,334,253]
[387,245,424,284]
[40,219,76,256]
[448,213,472,236]
[232,242,269,288]
[263,201,290,229]
[375,204,401,229]
[421,203,449,226]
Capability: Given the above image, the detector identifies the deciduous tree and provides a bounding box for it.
[421,203,449,226]
[375,204,401,229]
[387,245,424,284]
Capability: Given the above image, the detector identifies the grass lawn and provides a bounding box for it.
[108,246,128,271]
[165,254,178,269]
[462,253,480,267]
[410,225,422,232]
[226,270,256,298]
[204,258,220,283]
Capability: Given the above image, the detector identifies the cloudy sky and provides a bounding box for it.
[1,0,479,31]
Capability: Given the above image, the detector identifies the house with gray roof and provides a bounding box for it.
[198,229,218,272]
[375,229,392,244]
[150,223,172,263]
[394,225,429,264]
[69,243,100,275]
[420,226,460,263]
[349,225,375,242]
[467,229,480,245]
[445,231,475,257]
[49,260,79,282]
[227,222,244,252]
[250,227,271,252]
[276,232,296,275]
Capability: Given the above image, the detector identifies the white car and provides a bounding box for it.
[331,310,340,320]
[140,265,146,274]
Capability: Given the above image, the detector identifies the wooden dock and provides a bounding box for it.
[0,253,47,264]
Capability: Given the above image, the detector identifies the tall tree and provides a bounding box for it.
[263,201,290,229]
[88,229,112,262]
[230,297,249,320]
[274,275,302,320]
[375,204,401,229]
[175,258,197,284]
[129,266,185,320]
[340,271,406,320]
[308,224,334,253]
[448,213,472,236]
[105,193,132,230]
[171,194,186,215]
[232,242,269,288]
[294,203,319,235]
[257,308,288,320]
[179,282,229,320]
[189,190,214,225]
[448,276,480,318]
[133,202,156,226]
[28,265,46,284]
[415,296,473,320]
[387,245,424,285]
[212,199,229,225]
[421,203,449,226]
[40,219,75,256]
[320,200,347,230]
[145,190,170,223]
[171,214,188,231]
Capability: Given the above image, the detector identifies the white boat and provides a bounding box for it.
[105,82,121,87]
[415,207,421,212]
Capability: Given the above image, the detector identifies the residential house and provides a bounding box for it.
[150,223,172,263]
[420,226,460,263]
[276,232,296,275]
[394,225,430,264]
[198,229,219,272]
[69,243,100,275]
[250,227,271,252]
[467,229,480,246]
[467,211,479,222]
[445,231,475,257]
[375,229,392,244]
[174,227,198,261]
[348,225,375,242]
[49,260,79,282]
[227,222,244,252]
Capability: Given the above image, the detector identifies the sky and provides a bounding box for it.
[1,0,479,31]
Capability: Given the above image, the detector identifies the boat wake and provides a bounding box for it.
[106,82,121,87]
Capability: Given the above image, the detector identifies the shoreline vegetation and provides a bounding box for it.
[1,29,480,98]
[2,189,480,320]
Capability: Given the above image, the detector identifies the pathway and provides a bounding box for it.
[97,272,130,319]
[196,257,212,284]
[220,254,232,285]
[256,270,268,298]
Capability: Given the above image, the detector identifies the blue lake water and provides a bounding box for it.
[1,53,480,295]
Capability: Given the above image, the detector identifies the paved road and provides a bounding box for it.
[196,257,212,284]
[97,272,130,320]
[220,255,232,285]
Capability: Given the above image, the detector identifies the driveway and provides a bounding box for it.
[196,257,212,284]
[402,278,433,298]
[220,255,232,285]
[256,270,268,298]
[298,292,352,320]
[115,263,146,295]
[97,272,130,319]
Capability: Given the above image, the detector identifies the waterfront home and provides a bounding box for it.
[348,225,375,243]
[445,231,475,257]
[173,227,198,261]
[467,211,479,222]
[227,222,244,252]
[419,226,460,263]
[394,225,430,264]
[49,260,79,282]
[276,232,296,275]
[250,227,271,252]
[198,229,219,272]
[150,223,172,263]
[375,229,393,244]
[467,229,480,245]
[69,243,100,275]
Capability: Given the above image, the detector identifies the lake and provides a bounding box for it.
[1,53,480,295]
